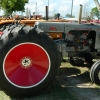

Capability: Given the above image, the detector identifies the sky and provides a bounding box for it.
[0,0,97,18]
[25,0,96,18]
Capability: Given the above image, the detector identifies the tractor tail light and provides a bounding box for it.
[0,31,3,35]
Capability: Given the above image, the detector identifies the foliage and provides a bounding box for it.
[0,0,28,16]
[54,13,57,18]
[91,7,100,19]
[66,14,75,18]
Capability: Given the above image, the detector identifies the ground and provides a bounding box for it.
[58,61,100,100]
[1,61,100,100]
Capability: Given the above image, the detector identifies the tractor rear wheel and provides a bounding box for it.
[0,25,61,97]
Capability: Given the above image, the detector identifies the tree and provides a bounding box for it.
[66,14,75,18]
[91,7,99,19]
[0,0,28,16]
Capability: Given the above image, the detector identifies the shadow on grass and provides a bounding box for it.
[59,67,81,76]
[9,68,80,100]
[57,67,100,100]
[10,67,91,100]
[59,67,91,83]
[10,80,78,100]
[1,66,100,100]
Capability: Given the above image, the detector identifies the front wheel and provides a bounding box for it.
[90,60,100,85]
[0,25,61,97]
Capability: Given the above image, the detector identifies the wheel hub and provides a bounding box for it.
[21,57,32,68]
[3,43,50,88]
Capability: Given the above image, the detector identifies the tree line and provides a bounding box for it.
[65,7,100,20]
[0,0,28,16]
[0,0,100,19]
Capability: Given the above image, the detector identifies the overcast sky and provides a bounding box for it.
[0,0,97,18]
[25,0,96,18]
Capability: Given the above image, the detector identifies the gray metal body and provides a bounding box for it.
[34,22,100,59]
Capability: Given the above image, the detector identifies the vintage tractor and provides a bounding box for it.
[0,17,100,97]
[0,0,100,98]
[1,4,100,97]
[0,19,67,97]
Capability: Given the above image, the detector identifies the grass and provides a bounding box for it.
[0,80,78,100]
[1,57,94,100]
[1,57,99,100]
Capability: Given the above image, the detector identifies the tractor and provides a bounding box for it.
[0,16,100,97]
[0,1,100,97]
[0,18,69,97]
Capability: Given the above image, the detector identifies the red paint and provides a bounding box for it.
[49,27,57,31]
[4,43,50,87]
[0,31,3,35]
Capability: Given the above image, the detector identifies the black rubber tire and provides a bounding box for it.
[90,60,100,85]
[80,52,94,68]
[69,52,94,68]
[0,25,61,97]
[0,23,10,31]
[69,57,84,66]
[90,60,99,82]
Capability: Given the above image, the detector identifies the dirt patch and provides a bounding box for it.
[57,64,100,100]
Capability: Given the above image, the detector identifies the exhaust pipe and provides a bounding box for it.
[78,4,83,24]
[46,6,48,20]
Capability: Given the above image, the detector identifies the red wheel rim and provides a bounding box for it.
[3,42,50,88]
